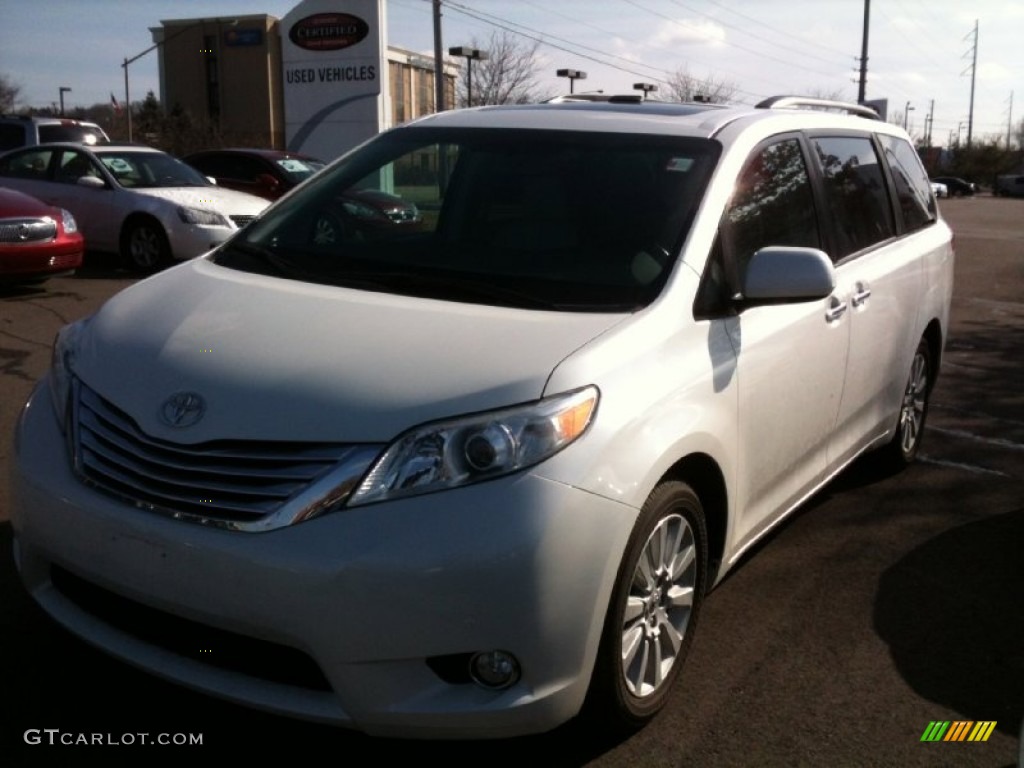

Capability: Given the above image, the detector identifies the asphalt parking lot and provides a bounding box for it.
[1,197,1021,766]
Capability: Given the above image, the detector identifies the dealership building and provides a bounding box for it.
[150,0,456,160]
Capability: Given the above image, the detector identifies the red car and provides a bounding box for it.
[0,187,84,284]
[182,148,422,241]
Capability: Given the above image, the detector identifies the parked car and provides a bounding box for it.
[931,180,948,199]
[931,176,975,196]
[181,148,325,200]
[0,115,109,151]
[0,186,83,284]
[995,174,1024,197]
[0,143,269,271]
[11,96,953,739]
[183,147,421,238]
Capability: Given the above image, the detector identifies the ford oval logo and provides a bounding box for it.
[289,13,369,51]
[160,392,206,428]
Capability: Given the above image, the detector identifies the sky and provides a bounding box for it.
[2,0,1021,148]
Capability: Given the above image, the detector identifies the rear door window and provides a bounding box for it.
[0,123,27,151]
[0,148,55,180]
[811,136,895,259]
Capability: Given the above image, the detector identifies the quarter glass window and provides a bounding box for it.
[878,135,936,233]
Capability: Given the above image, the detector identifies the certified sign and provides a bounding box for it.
[289,13,369,51]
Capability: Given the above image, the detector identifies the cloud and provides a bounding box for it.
[650,18,726,48]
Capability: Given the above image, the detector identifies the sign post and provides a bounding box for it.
[281,0,389,161]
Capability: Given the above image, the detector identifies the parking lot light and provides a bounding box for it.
[557,68,587,94]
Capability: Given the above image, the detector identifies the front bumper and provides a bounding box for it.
[11,383,636,738]
[165,219,241,261]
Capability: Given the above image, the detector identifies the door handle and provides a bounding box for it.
[825,296,848,322]
[851,282,872,308]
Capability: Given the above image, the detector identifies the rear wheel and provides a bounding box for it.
[877,338,932,469]
[585,481,707,731]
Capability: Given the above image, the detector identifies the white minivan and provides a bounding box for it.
[11,96,953,738]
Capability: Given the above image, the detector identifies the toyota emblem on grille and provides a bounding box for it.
[160,392,206,428]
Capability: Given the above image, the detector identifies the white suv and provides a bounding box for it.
[0,115,109,151]
[11,96,953,738]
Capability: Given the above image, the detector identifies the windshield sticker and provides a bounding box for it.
[277,159,315,172]
[103,158,134,173]
[666,157,695,172]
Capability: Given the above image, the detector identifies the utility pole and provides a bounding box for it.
[432,0,445,113]
[925,99,934,147]
[963,20,978,149]
[857,0,870,103]
[1007,91,1014,149]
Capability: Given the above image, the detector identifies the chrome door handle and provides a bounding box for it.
[825,296,848,322]
[851,282,872,308]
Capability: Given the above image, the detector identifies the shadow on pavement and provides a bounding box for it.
[873,507,1024,738]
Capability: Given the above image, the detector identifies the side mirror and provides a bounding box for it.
[77,175,107,190]
[256,173,281,195]
[742,246,835,304]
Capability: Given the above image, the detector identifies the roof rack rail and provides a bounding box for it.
[546,93,646,104]
[755,95,881,121]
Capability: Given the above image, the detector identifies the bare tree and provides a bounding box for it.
[1,73,22,113]
[454,31,551,107]
[663,67,737,104]
[802,87,851,102]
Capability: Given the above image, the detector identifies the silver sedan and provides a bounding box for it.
[0,143,269,271]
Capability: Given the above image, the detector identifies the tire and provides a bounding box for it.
[877,338,932,469]
[585,481,708,731]
[310,210,346,246]
[121,219,171,273]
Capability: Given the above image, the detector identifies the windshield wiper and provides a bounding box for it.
[217,241,316,279]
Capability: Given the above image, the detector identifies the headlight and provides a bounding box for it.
[177,206,229,227]
[349,386,599,506]
[60,208,78,234]
[50,318,88,432]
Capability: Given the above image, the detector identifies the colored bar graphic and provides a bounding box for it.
[945,721,972,741]
[921,721,950,742]
[920,720,996,743]
[968,722,997,742]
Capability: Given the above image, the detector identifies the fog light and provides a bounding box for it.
[469,650,520,690]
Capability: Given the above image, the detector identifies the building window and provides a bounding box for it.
[204,34,220,124]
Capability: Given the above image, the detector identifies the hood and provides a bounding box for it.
[131,185,269,216]
[74,259,626,444]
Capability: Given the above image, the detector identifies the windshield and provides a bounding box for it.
[98,151,211,189]
[214,127,719,311]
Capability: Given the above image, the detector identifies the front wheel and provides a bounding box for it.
[877,338,932,469]
[121,219,171,273]
[585,481,707,731]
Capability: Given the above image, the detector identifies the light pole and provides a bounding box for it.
[903,101,914,130]
[448,46,488,107]
[633,82,658,100]
[58,87,71,116]
[557,68,587,95]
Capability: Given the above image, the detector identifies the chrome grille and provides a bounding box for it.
[230,215,256,228]
[72,382,381,531]
[0,217,56,244]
